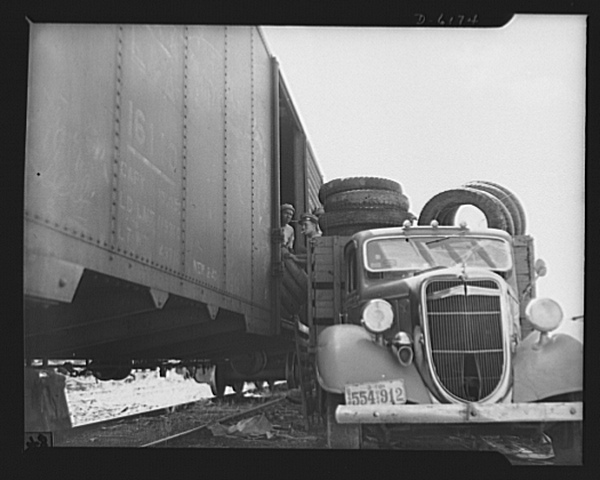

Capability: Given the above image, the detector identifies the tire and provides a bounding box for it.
[319,177,402,204]
[326,393,361,449]
[319,209,415,235]
[325,189,410,212]
[464,181,525,235]
[322,224,386,237]
[468,180,527,234]
[418,187,515,235]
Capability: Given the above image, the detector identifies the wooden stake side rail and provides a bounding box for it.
[308,236,350,348]
[513,235,535,338]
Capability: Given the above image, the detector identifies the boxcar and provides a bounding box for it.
[24,24,322,381]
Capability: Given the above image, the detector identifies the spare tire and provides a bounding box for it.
[465,180,527,234]
[319,177,402,204]
[322,224,388,237]
[464,182,523,235]
[320,209,415,235]
[418,187,515,234]
[325,189,410,212]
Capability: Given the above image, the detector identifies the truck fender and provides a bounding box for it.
[316,324,431,404]
[513,331,583,402]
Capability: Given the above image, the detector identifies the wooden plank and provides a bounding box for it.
[314,303,333,317]
[314,289,334,302]
[336,402,583,425]
[313,270,335,282]
[332,236,341,324]
[314,260,334,270]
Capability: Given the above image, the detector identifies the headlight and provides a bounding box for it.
[361,299,394,333]
[525,297,563,332]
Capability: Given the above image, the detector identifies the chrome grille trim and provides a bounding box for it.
[421,277,510,403]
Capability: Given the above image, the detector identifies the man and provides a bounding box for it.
[281,203,296,252]
[299,212,322,241]
[289,212,322,266]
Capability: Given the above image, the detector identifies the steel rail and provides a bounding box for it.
[139,396,287,448]
[53,391,249,444]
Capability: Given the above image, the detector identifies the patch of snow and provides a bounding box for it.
[64,369,214,426]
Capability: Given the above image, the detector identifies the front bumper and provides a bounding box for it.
[336,401,583,424]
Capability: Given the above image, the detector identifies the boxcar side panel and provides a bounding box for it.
[223,26,253,301]
[252,28,274,313]
[25,24,117,248]
[117,25,184,272]
[25,25,278,319]
[185,26,226,291]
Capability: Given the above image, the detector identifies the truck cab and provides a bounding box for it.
[310,221,582,460]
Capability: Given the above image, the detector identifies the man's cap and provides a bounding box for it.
[281,203,295,213]
[300,213,319,224]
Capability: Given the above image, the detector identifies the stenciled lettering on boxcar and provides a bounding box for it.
[34,122,110,233]
[192,259,219,283]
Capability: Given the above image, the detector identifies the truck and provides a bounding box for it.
[298,178,583,463]
[24,23,323,429]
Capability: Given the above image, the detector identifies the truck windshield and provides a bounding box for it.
[364,236,512,272]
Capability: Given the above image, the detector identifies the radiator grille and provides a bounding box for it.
[425,280,504,402]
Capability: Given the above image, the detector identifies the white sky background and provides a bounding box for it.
[262,15,585,336]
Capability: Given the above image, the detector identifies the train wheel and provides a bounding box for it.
[89,359,132,381]
[209,365,226,398]
[326,393,361,449]
[232,381,244,397]
[285,351,299,389]
[254,381,264,392]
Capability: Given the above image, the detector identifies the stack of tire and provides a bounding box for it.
[417,180,526,236]
[318,177,416,236]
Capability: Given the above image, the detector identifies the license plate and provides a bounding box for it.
[344,379,406,406]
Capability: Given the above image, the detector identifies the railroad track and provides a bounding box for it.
[54,389,307,448]
[140,396,287,447]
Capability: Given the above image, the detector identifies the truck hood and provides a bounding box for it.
[361,265,506,301]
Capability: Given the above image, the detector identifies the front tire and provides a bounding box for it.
[326,393,362,449]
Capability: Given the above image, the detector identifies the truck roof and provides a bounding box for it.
[350,224,514,243]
